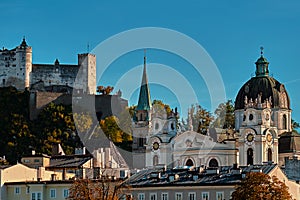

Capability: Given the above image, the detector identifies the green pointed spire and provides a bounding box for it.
[136,50,151,111]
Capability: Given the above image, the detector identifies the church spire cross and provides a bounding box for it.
[260,46,264,57]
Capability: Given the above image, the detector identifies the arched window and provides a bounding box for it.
[282,114,287,129]
[247,148,254,165]
[208,158,219,167]
[153,155,159,166]
[155,123,159,130]
[267,148,272,162]
[140,113,143,121]
[185,159,194,166]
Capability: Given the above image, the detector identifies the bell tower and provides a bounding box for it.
[132,50,152,169]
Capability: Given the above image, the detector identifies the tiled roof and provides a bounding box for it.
[127,164,277,188]
[279,132,300,153]
[47,154,92,169]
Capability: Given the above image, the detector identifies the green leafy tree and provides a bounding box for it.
[152,100,172,115]
[292,119,300,131]
[231,172,293,200]
[212,100,235,129]
[32,103,81,155]
[0,87,33,163]
[100,116,124,143]
[188,104,213,134]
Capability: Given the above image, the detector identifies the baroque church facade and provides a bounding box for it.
[132,49,295,170]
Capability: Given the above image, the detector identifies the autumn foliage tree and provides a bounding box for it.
[231,172,293,200]
[68,178,129,200]
[97,86,114,95]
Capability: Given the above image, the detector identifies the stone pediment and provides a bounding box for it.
[173,131,215,150]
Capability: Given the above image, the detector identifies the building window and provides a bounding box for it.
[186,159,194,166]
[138,138,144,147]
[202,192,209,200]
[209,158,219,167]
[268,148,272,162]
[63,189,69,198]
[138,193,145,200]
[149,193,157,200]
[34,159,40,163]
[153,155,159,166]
[155,122,159,130]
[14,187,21,195]
[247,148,254,165]
[31,192,42,200]
[161,192,168,200]
[216,192,224,200]
[26,186,30,194]
[50,189,56,198]
[282,114,287,129]
[188,192,196,200]
[249,114,254,121]
[175,192,183,200]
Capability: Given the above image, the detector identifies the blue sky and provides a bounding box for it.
[1,0,300,121]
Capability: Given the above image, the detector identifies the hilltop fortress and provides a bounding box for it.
[0,38,127,119]
[0,38,96,94]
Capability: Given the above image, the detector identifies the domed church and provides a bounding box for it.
[131,49,299,169]
[234,48,294,166]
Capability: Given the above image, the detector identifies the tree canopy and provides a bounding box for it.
[212,100,235,129]
[68,178,129,200]
[188,104,213,134]
[97,85,114,95]
[231,172,293,200]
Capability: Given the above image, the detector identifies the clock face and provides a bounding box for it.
[245,133,255,145]
[247,134,254,142]
[152,142,159,151]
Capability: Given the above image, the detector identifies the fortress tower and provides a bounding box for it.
[0,38,32,90]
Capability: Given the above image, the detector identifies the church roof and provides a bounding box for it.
[279,131,300,154]
[126,164,277,187]
[136,53,151,111]
[235,53,290,110]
